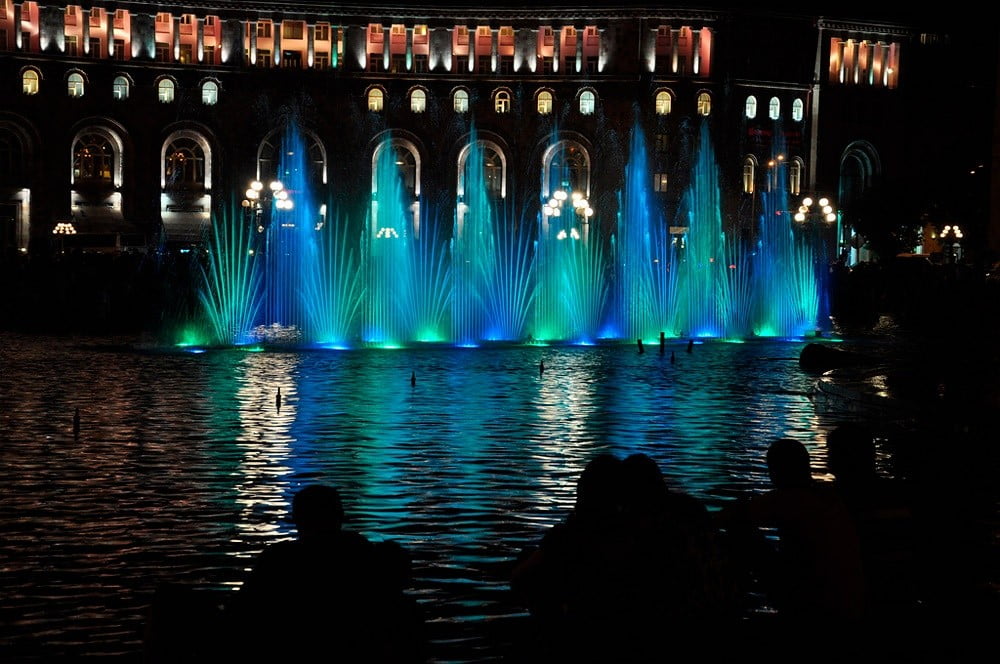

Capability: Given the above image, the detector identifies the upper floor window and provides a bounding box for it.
[67,72,85,98]
[697,92,711,116]
[368,88,384,112]
[792,98,804,122]
[22,69,40,95]
[745,95,757,119]
[655,91,672,115]
[768,96,780,120]
[789,158,802,196]
[579,90,595,115]
[113,76,129,100]
[158,78,175,103]
[495,90,511,114]
[537,90,553,115]
[410,89,426,113]
[201,80,218,106]
[453,89,469,113]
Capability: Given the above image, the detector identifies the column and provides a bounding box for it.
[14,3,21,49]
[575,26,582,73]
[250,20,257,65]
[491,28,497,73]
[307,24,314,67]
[197,17,204,62]
[172,15,180,61]
[406,26,412,70]
[82,8,90,55]
[273,22,281,67]
[553,28,560,73]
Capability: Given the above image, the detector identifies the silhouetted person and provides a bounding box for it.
[637,338,645,354]
[686,339,694,353]
[231,484,425,662]
[275,387,281,412]
[827,423,921,617]
[410,370,416,387]
[512,453,735,660]
[720,439,865,622]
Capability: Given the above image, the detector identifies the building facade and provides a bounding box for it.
[0,1,995,263]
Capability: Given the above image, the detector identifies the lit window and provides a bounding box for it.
[158,78,175,103]
[742,157,755,194]
[495,90,511,114]
[201,80,218,106]
[655,91,671,115]
[769,96,780,120]
[697,92,711,116]
[453,89,469,113]
[653,173,668,193]
[537,90,553,115]
[411,89,426,113]
[792,98,804,122]
[789,159,802,196]
[745,95,757,119]
[368,88,384,112]
[579,90,595,115]
[22,69,39,95]
[113,76,129,100]
[67,72,85,98]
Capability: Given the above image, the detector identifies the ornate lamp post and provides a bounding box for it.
[542,189,594,241]
[793,194,838,262]
[241,179,291,255]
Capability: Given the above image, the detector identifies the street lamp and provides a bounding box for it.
[543,189,593,240]
[53,221,77,254]
[939,224,964,263]
[242,179,291,255]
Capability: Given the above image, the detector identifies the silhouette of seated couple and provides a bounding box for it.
[510,452,738,660]
[230,484,425,663]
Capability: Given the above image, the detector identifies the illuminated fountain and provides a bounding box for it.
[190,118,822,349]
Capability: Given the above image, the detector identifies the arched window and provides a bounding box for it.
[543,140,590,198]
[494,90,511,114]
[201,80,219,106]
[368,88,384,112]
[458,140,506,200]
[67,72,85,98]
[158,78,175,103]
[0,128,25,182]
[789,158,802,196]
[697,92,711,116]
[743,156,755,194]
[792,98,804,122]
[22,69,40,95]
[164,136,206,191]
[745,95,757,119]
[410,89,426,113]
[579,90,596,115]
[72,132,115,183]
[655,90,672,115]
[769,96,780,120]
[373,141,420,200]
[257,129,327,187]
[537,90,553,115]
[453,89,469,113]
[113,76,129,101]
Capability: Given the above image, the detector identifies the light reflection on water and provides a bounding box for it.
[1,333,844,661]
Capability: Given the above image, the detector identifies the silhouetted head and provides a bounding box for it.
[575,453,623,518]
[827,423,877,482]
[292,484,345,540]
[766,438,812,489]
[621,453,667,511]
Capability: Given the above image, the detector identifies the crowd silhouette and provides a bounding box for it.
[146,424,981,661]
